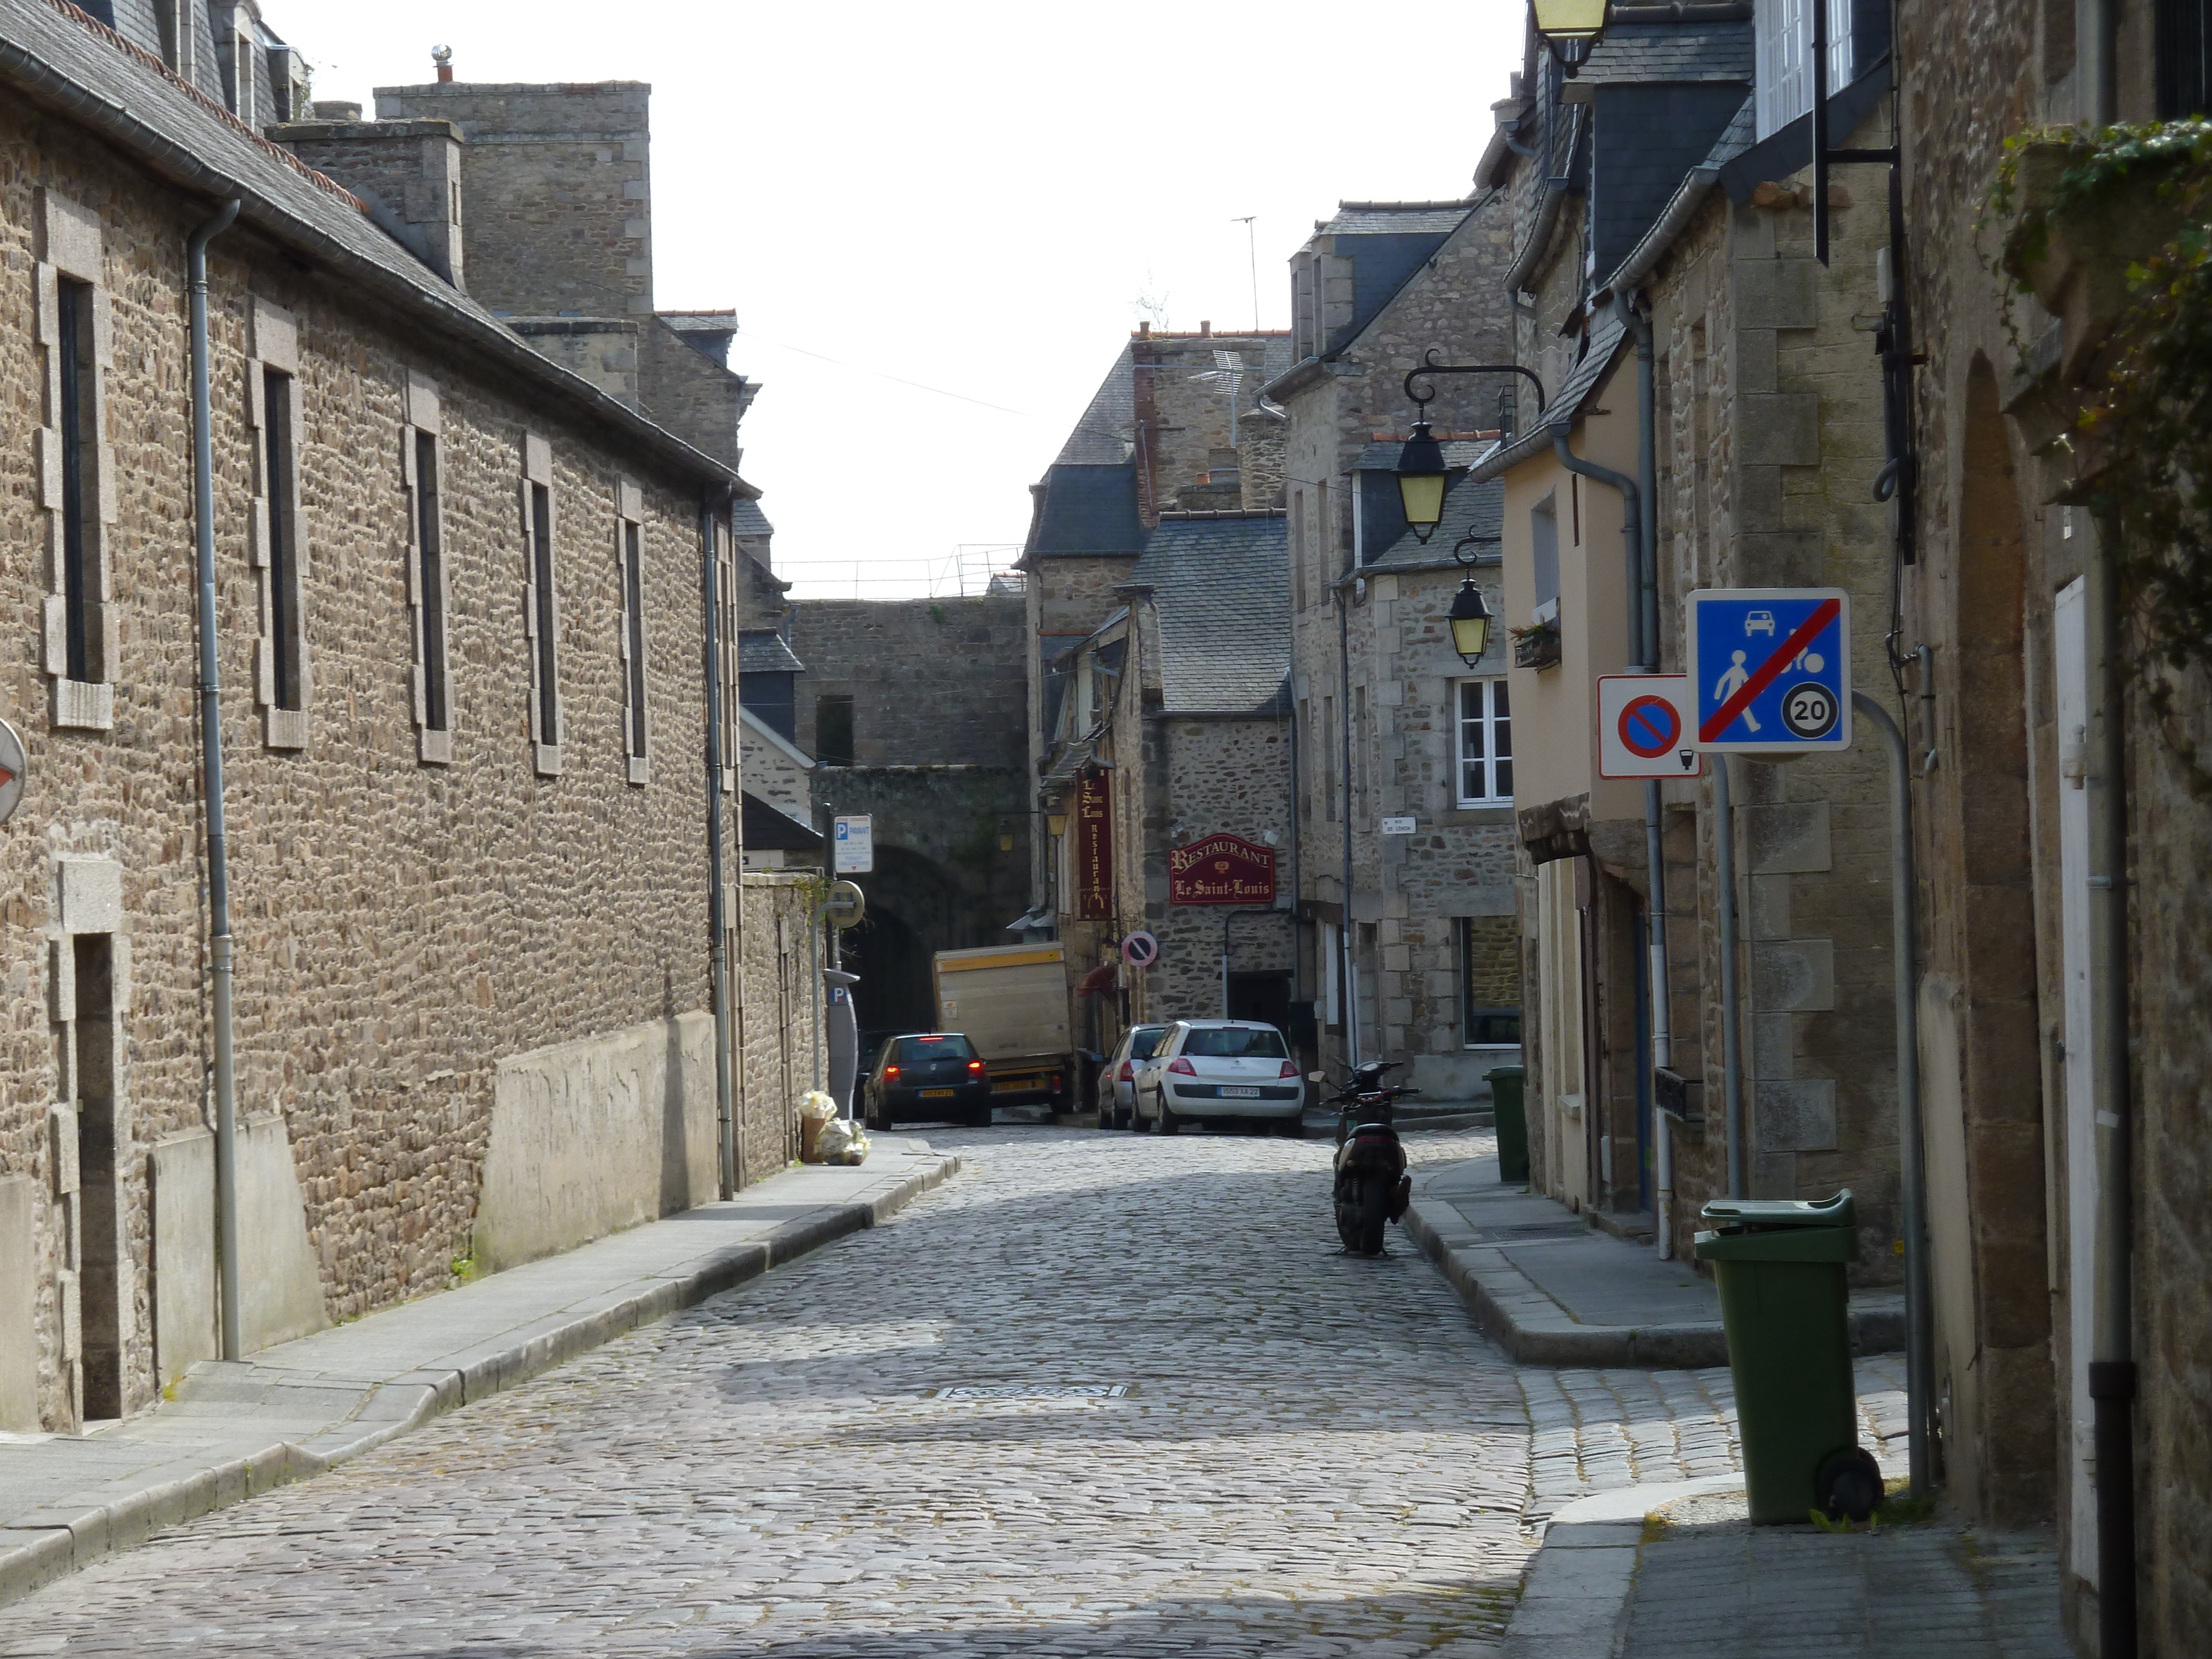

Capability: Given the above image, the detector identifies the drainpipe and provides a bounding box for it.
[700,490,735,1198]
[1336,584,1359,1066]
[2091,519,2136,1659]
[1615,291,1672,1249]
[1714,753,1745,1197]
[187,197,243,1360]
[1854,692,1931,1498]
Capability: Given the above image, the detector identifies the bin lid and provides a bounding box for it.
[1699,1188,1855,1230]
[1483,1065,1526,1082]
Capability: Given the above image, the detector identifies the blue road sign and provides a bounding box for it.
[1686,588,1851,754]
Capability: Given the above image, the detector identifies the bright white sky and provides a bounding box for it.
[303,1,1527,597]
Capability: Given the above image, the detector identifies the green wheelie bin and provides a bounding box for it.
[1694,1190,1882,1524]
[1484,1065,1528,1184]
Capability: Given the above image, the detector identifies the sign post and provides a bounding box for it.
[1686,587,1851,754]
[1597,675,1703,779]
[832,814,874,874]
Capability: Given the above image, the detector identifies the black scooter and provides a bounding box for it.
[1321,1060,1418,1255]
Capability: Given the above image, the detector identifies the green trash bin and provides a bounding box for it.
[1693,1190,1880,1524]
[1484,1065,1528,1184]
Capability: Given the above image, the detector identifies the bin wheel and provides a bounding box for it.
[1815,1447,1884,1523]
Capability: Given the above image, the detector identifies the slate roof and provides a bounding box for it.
[1055,348,1136,466]
[1352,438,1499,473]
[1577,18,1755,83]
[1323,202,1476,237]
[1591,80,1756,276]
[741,792,823,851]
[737,630,804,675]
[0,0,749,497]
[1469,316,1632,484]
[1124,514,1290,717]
[1365,472,1506,573]
[1030,463,1145,558]
[731,497,774,538]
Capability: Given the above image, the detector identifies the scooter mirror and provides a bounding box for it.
[1308,1071,1326,1082]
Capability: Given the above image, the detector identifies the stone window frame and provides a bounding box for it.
[521,434,564,777]
[615,480,650,786]
[35,189,117,734]
[1454,675,1514,807]
[401,373,454,765]
[248,298,310,750]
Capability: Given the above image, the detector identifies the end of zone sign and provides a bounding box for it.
[1686,588,1851,754]
[1597,676,1702,778]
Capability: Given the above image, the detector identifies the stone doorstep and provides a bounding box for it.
[0,1146,963,1611]
[1404,1166,1907,1370]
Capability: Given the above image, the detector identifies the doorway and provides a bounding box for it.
[74,934,121,1421]
[1227,971,1292,1033]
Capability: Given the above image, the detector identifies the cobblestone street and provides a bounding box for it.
[0,1129,1534,1657]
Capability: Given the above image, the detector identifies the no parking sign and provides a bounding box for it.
[1597,676,1702,779]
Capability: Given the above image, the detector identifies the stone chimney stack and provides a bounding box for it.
[273,117,466,290]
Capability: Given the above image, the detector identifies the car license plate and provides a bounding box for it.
[920,1088,956,1098]
[1222,1086,1261,1098]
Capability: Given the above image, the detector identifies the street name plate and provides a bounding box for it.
[927,1384,1131,1400]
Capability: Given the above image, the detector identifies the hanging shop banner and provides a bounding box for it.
[1168,833,1277,906]
[1074,769,1113,920]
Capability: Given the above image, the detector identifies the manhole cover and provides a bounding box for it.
[925,1384,1131,1400]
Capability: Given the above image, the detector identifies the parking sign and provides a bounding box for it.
[1686,588,1851,754]
[1597,675,1703,779]
[833,814,874,874]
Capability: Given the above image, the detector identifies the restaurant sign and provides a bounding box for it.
[1168,833,1276,906]
[1074,769,1113,920]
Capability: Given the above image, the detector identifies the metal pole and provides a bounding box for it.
[1714,754,1745,1197]
[1336,585,1359,1066]
[187,198,242,1361]
[700,493,735,1199]
[1646,779,1673,1251]
[1854,692,1930,1497]
[1221,910,1231,1019]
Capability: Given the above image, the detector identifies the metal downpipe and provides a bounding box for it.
[187,197,242,1360]
[1714,754,1745,1198]
[1336,584,1359,1066]
[1854,692,1931,1497]
[700,491,735,1198]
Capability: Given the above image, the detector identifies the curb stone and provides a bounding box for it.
[0,1151,961,1610]
[1500,1478,1747,1659]
[1402,1168,1905,1368]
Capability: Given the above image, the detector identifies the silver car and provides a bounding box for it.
[1135,1020,1306,1137]
[1095,1023,1170,1131]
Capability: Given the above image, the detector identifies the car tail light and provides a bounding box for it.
[1279,1061,1300,1078]
[885,1065,900,1080]
[1168,1057,1197,1075]
[1118,1060,1134,1081]
[967,1060,984,1073]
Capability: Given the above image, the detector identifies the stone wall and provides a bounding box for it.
[735,873,819,1183]
[787,595,1026,768]
[0,95,748,1430]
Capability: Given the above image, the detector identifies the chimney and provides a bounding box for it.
[432,45,453,82]
[1199,320,1211,336]
[1137,321,1151,338]
[273,116,467,289]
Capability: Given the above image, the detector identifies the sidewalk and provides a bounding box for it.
[1402,1153,1905,1368]
[0,1135,960,1609]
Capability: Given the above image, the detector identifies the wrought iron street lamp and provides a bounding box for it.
[1448,562,1495,668]
[1531,0,1610,70]
[1393,351,1549,543]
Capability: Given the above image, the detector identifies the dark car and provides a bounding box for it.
[863,1033,992,1129]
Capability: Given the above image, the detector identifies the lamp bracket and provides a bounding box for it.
[1404,351,1549,419]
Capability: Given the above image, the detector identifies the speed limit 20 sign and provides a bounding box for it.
[1685,588,1852,755]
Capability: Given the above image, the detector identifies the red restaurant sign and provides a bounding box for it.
[1074,769,1113,919]
[1168,833,1277,906]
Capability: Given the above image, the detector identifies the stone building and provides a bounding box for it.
[1040,512,1295,1041]
[1880,0,2212,1646]
[780,595,1032,1040]
[0,0,817,1436]
[1264,196,1524,1097]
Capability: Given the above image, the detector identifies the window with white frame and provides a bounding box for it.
[1756,0,1855,138]
[36,189,114,732]
[1456,678,1512,806]
[616,480,650,784]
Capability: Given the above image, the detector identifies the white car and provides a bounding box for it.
[1096,1022,1170,1131]
[1135,1020,1306,1137]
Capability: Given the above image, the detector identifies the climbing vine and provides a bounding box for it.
[1991,122,2212,682]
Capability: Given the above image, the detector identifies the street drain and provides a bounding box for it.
[925,1384,1131,1400]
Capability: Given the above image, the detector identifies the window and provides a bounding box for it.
[816,695,854,766]
[521,434,561,775]
[1756,0,1854,137]
[156,0,194,77]
[249,298,307,747]
[1530,494,1560,623]
[616,482,649,784]
[1459,916,1524,1047]
[1354,685,1369,824]
[894,1034,975,1062]
[2159,0,2212,117]
[1322,693,1338,822]
[1292,491,1308,611]
[38,190,112,729]
[403,373,451,763]
[715,519,739,792]
[1299,696,1313,820]
[1457,678,1513,806]
[1181,1026,1288,1059]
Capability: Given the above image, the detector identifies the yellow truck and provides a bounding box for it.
[932,942,1075,1111]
